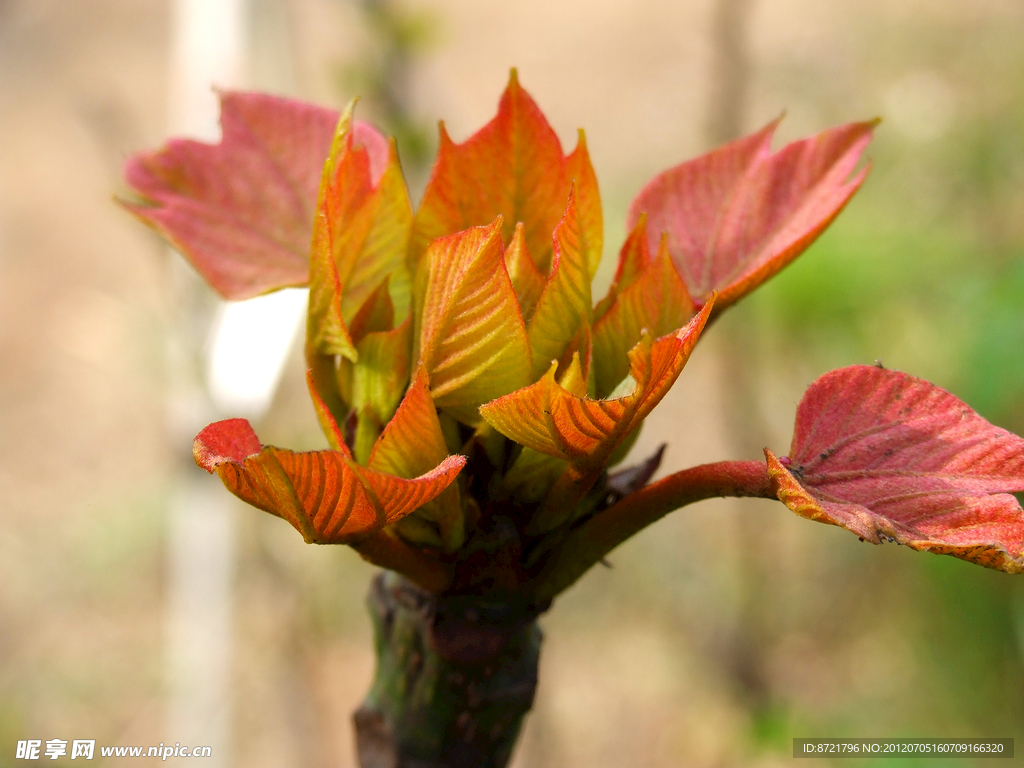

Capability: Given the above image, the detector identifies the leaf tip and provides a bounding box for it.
[193,418,262,472]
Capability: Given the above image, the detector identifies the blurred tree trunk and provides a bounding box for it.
[706,0,753,145]
[705,0,777,718]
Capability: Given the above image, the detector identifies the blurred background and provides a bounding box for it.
[1,0,1023,765]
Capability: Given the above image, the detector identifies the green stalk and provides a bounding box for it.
[354,571,544,768]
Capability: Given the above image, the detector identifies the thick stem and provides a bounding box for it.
[531,459,773,600]
[354,572,544,768]
[353,531,454,594]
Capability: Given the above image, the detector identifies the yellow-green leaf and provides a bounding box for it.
[504,222,545,323]
[416,220,532,425]
[369,367,465,549]
[482,299,714,473]
[527,188,593,379]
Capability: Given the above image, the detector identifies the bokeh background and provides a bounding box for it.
[2,0,1023,765]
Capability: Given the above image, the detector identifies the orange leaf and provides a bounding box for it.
[193,418,464,545]
[306,370,347,452]
[348,277,395,343]
[504,223,546,323]
[592,237,693,397]
[308,199,357,361]
[124,92,354,299]
[527,188,593,379]
[481,300,714,474]
[629,118,874,313]
[308,103,413,361]
[768,365,1024,573]
[593,216,654,321]
[368,367,450,476]
[415,220,532,425]
[410,70,602,276]
[369,368,465,549]
[564,130,604,278]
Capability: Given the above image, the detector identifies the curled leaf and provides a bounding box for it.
[592,236,693,398]
[193,417,464,545]
[482,300,713,476]
[369,368,466,550]
[628,119,874,314]
[768,365,1024,573]
[504,223,545,323]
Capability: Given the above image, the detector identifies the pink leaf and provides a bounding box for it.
[768,365,1024,572]
[628,119,875,313]
[124,91,387,299]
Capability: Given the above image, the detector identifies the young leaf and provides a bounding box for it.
[564,131,604,278]
[124,92,386,299]
[628,119,874,314]
[193,418,464,545]
[307,370,347,452]
[416,220,532,425]
[481,300,713,476]
[347,318,413,431]
[592,236,693,397]
[369,367,465,550]
[504,223,546,323]
[308,104,413,362]
[499,448,569,504]
[332,138,414,322]
[410,70,602,275]
[768,365,1024,573]
[348,277,394,341]
[592,216,653,321]
[527,188,593,379]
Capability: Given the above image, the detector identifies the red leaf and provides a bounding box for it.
[768,365,1024,572]
[125,92,388,299]
[193,417,262,467]
[628,119,875,313]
